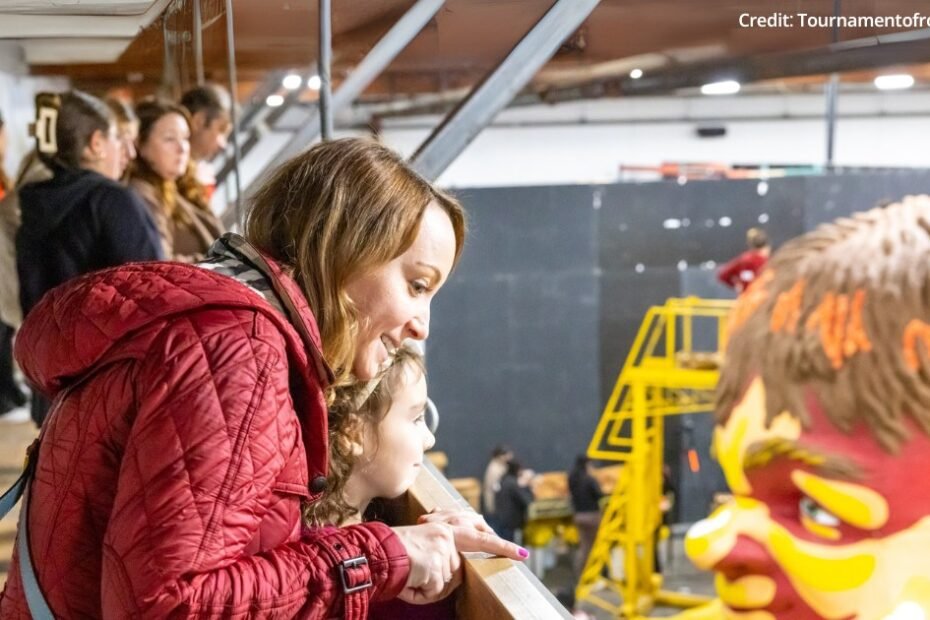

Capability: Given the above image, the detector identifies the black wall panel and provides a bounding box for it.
[427,186,600,479]
[427,171,930,497]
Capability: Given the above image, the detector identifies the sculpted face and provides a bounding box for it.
[685,377,930,620]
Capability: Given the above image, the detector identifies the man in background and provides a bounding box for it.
[180,84,232,203]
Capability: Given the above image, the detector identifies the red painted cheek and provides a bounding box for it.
[713,535,840,620]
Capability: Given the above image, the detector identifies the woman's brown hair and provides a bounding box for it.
[305,346,427,525]
[131,98,197,219]
[245,137,466,390]
[718,195,930,453]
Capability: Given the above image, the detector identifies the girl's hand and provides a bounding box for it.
[417,508,495,535]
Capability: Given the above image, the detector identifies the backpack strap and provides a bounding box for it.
[0,439,54,619]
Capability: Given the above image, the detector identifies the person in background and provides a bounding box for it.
[15,91,164,426]
[0,108,27,416]
[482,444,513,533]
[179,83,232,204]
[568,455,604,579]
[495,460,536,543]
[130,98,224,262]
[104,97,138,180]
[717,227,771,293]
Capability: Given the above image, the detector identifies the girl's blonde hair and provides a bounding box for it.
[305,346,426,525]
[244,138,466,393]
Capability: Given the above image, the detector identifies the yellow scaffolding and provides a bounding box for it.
[577,297,733,618]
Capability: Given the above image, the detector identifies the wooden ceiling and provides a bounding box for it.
[27,0,930,101]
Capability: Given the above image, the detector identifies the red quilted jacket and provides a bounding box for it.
[0,257,410,618]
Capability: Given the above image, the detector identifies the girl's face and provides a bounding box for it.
[139,113,190,181]
[345,201,457,381]
[353,366,435,502]
[88,123,123,181]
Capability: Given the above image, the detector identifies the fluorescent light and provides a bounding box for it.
[282,74,302,90]
[266,94,284,107]
[701,80,740,95]
[307,75,322,90]
[874,74,914,91]
[629,68,643,79]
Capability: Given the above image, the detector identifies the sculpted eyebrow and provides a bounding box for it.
[743,438,862,480]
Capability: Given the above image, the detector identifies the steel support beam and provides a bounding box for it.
[252,0,446,187]
[224,0,242,225]
[318,0,334,139]
[410,0,601,181]
[193,0,204,86]
[824,0,841,169]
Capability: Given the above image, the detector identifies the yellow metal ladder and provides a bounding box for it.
[576,297,733,618]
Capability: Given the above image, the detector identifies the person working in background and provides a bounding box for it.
[717,227,770,293]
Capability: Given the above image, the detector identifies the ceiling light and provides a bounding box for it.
[874,74,914,91]
[282,74,302,90]
[629,68,643,79]
[701,80,740,95]
[307,75,322,90]
[266,94,284,107]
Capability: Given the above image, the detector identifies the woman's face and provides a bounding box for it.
[345,202,457,381]
[139,113,190,181]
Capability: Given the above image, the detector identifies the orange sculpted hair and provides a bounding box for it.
[718,195,930,452]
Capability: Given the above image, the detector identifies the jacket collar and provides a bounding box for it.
[210,233,335,387]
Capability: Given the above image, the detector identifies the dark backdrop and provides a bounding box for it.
[426,169,930,520]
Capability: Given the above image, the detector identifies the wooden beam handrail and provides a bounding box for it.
[398,460,573,619]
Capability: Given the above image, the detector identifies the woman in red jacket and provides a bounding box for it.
[1,137,525,618]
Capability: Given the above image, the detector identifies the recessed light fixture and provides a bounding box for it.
[307,75,322,90]
[282,74,302,90]
[701,80,741,95]
[630,68,643,79]
[266,94,285,107]
[874,74,914,91]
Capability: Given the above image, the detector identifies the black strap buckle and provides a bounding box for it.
[339,556,372,594]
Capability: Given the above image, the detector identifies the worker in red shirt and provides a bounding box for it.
[717,227,770,292]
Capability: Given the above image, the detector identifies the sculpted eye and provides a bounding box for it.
[800,495,840,527]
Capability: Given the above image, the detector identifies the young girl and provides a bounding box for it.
[309,345,502,616]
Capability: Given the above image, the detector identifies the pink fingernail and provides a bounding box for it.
[518,547,529,558]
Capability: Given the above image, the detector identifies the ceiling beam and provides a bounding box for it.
[409,0,602,181]
[620,28,930,95]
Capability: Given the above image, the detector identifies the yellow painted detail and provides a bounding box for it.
[716,574,777,608]
[792,469,890,531]
[769,526,876,592]
[714,379,802,498]
[800,513,841,541]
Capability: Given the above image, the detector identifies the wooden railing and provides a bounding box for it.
[392,461,573,619]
